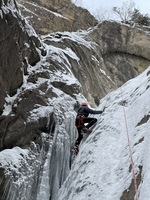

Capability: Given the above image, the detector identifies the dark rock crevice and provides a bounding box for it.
[136,115,150,127]
[120,166,142,200]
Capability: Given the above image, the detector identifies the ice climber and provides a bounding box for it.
[74,102,104,154]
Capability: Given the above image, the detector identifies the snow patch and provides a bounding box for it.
[100,68,112,81]
[0,147,29,172]
[57,66,150,200]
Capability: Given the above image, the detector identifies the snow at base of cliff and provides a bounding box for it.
[58,66,150,200]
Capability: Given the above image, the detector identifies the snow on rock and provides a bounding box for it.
[0,147,29,172]
[0,142,42,200]
[22,1,67,19]
[0,3,83,197]
[0,2,150,200]
[42,30,95,49]
[57,66,150,200]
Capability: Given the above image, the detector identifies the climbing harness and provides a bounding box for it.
[75,115,85,128]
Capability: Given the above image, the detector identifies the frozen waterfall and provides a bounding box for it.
[0,110,77,200]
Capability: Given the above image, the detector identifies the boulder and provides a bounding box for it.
[17,0,98,34]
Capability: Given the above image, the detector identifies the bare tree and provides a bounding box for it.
[113,0,135,23]
[95,7,113,22]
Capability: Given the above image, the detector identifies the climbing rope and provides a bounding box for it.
[120,86,139,200]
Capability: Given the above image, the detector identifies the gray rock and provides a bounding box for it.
[0,0,41,113]
[0,1,150,200]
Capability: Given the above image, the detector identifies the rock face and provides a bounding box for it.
[16,0,150,104]
[40,21,150,105]
[0,0,150,200]
[88,21,150,85]
[17,0,98,34]
[0,0,42,114]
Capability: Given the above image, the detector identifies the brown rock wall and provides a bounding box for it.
[17,0,98,34]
